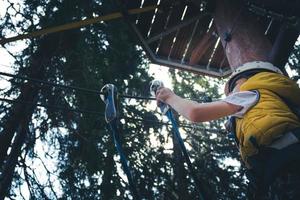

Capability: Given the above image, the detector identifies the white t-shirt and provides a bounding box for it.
[222,91,259,118]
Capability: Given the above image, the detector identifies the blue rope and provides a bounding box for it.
[108,120,140,200]
[166,110,206,200]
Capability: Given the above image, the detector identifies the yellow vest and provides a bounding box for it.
[235,72,300,166]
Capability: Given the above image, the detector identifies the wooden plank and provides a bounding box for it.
[189,26,216,65]
[183,15,212,63]
[147,1,171,38]
[169,22,194,60]
[210,40,230,70]
[157,2,186,57]
[169,4,207,60]
[136,0,158,38]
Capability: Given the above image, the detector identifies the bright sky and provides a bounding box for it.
[148,64,173,88]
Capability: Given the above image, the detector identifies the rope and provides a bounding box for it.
[0,97,102,115]
[108,119,140,200]
[0,70,156,100]
[0,97,226,134]
[125,117,226,135]
[0,70,220,102]
[0,5,157,45]
[166,110,208,200]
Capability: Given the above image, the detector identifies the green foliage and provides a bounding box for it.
[0,0,156,199]
[2,1,299,200]
[288,42,300,82]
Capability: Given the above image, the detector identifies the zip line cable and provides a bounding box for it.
[125,117,227,135]
[0,70,219,102]
[0,70,156,101]
[0,68,224,135]
[0,97,103,115]
[0,97,226,134]
[0,69,226,134]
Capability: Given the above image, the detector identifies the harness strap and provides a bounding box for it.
[269,131,299,149]
[101,84,140,199]
[150,80,209,199]
[166,110,208,200]
[108,120,140,200]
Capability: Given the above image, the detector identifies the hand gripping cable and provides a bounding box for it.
[100,84,140,200]
[150,80,208,200]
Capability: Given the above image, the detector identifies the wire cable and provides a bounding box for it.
[0,97,103,115]
[0,97,226,134]
[0,70,220,102]
[0,70,156,101]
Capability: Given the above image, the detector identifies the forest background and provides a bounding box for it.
[0,0,299,199]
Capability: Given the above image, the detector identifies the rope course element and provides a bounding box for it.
[100,84,140,200]
[0,68,226,135]
[150,80,209,200]
[0,5,157,45]
[0,80,227,198]
[0,70,156,100]
[0,97,226,134]
[0,69,218,102]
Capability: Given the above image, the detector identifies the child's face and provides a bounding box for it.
[225,78,247,96]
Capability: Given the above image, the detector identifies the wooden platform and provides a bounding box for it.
[121,0,300,77]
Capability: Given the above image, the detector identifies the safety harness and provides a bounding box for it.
[100,82,210,199]
[150,80,209,200]
[225,71,300,197]
[100,84,140,200]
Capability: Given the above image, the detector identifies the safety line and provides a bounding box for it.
[166,110,207,200]
[0,70,220,102]
[108,120,140,199]
[0,70,156,101]
[125,117,226,135]
[0,97,102,115]
[0,97,226,134]
[0,5,157,45]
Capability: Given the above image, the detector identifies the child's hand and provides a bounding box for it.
[155,87,174,104]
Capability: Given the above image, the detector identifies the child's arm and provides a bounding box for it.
[156,87,242,122]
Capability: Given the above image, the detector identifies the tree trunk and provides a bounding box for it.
[0,119,30,199]
[214,0,272,69]
[0,64,44,168]
[0,35,60,197]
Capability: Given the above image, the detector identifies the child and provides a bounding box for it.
[155,61,300,200]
